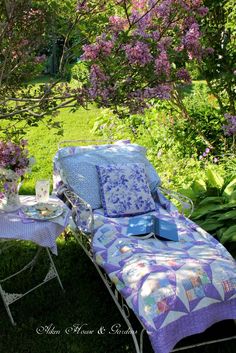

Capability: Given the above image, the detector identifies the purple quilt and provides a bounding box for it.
[92,205,236,353]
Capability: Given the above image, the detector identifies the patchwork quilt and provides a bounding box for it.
[92,205,236,353]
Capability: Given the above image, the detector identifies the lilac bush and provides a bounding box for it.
[80,0,209,116]
[1,0,212,143]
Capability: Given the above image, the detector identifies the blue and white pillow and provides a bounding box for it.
[96,163,156,217]
[59,158,102,209]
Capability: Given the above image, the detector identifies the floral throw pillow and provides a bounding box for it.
[96,163,155,217]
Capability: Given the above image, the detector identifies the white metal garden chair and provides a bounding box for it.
[53,140,236,353]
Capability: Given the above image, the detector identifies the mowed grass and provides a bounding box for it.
[22,105,99,194]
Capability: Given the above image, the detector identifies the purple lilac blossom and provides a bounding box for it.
[109,16,127,31]
[152,30,161,41]
[80,0,209,115]
[0,140,31,188]
[129,10,140,24]
[182,23,201,59]
[176,68,191,83]
[135,14,152,37]
[81,38,114,60]
[81,43,99,60]
[197,6,209,16]
[88,64,114,103]
[157,37,172,51]
[76,0,89,12]
[124,41,153,66]
[132,0,147,10]
[156,0,172,18]
[130,84,171,100]
[155,51,171,77]
[90,64,108,85]
[223,114,236,136]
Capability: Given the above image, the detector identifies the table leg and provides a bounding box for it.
[0,284,16,326]
[0,247,64,326]
[45,248,64,292]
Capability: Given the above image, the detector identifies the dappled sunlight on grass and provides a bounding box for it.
[22,105,100,194]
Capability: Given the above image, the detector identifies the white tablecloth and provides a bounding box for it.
[0,196,70,255]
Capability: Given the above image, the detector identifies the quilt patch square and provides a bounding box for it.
[222,280,235,292]
[158,278,171,288]
[191,276,202,287]
[194,285,205,298]
[186,289,196,301]
[97,232,114,245]
[183,270,211,302]
[200,272,211,285]
[144,297,156,314]
[182,278,193,291]
[157,299,169,313]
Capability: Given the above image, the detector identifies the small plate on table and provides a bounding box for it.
[21,203,64,220]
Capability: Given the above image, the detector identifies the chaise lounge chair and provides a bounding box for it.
[53,140,236,353]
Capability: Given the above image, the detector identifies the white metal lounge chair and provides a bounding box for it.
[53,140,236,353]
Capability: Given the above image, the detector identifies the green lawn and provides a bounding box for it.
[22,105,99,194]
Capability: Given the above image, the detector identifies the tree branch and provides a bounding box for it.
[0,97,77,120]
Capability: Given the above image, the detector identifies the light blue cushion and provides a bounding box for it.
[59,144,161,209]
[59,158,104,209]
[96,163,155,217]
[58,144,112,159]
[58,140,133,158]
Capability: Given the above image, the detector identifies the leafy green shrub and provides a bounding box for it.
[70,61,89,85]
[221,153,236,180]
[92,107,206,190]
[179,84,225,155]
[182,167,236,256]
[93,81,227,163]
[62,61,89,83]
[185,62,202,80]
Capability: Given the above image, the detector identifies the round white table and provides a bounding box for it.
[0,195,70,325]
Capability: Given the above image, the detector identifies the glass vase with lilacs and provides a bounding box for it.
[0,140,35,211]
